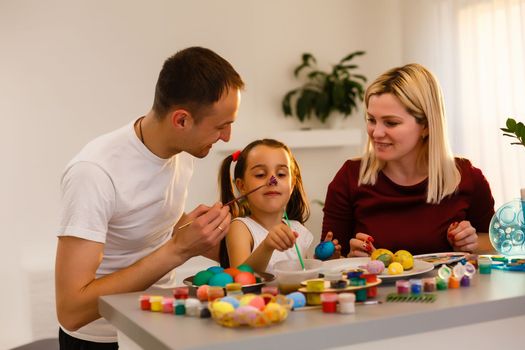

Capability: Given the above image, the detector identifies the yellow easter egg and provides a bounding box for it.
[388,262,404,275]
[394,250,414,270]
[371,248,394,267]
[263,302,288,322]
[211,301,235,317]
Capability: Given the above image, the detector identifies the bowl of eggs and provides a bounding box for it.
[208,293,293,328]
[183,264,274,294]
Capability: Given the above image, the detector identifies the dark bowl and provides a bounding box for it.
[183,271,275,295]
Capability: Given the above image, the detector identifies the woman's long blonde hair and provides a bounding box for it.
[359,63,460,204]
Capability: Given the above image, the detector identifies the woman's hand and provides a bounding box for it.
[322,231,342,259]
[448,220,478,253]
[262,223,297,252]
[348,232,376,257]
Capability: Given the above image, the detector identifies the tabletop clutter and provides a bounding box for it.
[138,249,505,328]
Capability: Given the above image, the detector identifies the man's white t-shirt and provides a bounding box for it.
[57,120,194,342]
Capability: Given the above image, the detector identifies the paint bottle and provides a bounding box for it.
[352,278,367,302]
[184,298,201,317]
[139,295,150,310]
[306,280,325,292]
[453,263,466,279]
[464,262,477,277]
[149,296,163,312]
[306,293,321,306]
[396,280,410,294]
[460,275,471,287]
[338,293,356,314]
[438,265,452,281]
[422,277,436,292]
[320,292,338,313]
[324,270,341,288]
[361,273,378,298]
[162,297,174,313]
[225,283,243,297]
[436,277,448,290]
[207,286,225,301]
[479,257,492,274]
[448,276,460,289]
[409,279,422,294]
[173,286,189,300]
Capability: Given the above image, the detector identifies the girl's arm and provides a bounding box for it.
[226,220,257,268]
[244,222,296,272]
[227,221,296,272]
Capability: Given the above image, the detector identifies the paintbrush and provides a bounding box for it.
[283,211,306,271]
[177,182,270,230]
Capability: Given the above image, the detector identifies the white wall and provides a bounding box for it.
[0,0,402,347]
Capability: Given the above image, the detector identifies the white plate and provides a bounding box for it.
[413,252,467,266]
[322,257,434,280]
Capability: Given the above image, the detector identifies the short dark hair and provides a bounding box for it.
[152,47,244,119]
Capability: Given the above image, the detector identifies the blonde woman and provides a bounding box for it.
[322,63,495,257]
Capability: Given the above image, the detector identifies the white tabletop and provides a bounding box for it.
[99,269,525,350]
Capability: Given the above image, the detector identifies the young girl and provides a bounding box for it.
[218,139,340,273]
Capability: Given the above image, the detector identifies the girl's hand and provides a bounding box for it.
[348,232,376,257]
[448,220,478,253]
[263,223,297,252]
[323,231,342,259]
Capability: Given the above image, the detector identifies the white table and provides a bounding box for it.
[99,269,525,350]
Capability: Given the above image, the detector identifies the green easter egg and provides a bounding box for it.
[237,264,254,273]
[193,270,214,286]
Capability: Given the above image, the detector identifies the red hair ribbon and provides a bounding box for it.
[231,150,241,161]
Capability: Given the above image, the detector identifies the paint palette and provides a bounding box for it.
[413,252,467,266]
[298,278,382,293]
[322,257,434,281]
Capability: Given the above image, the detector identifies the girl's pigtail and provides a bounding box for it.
[218,155,236,211]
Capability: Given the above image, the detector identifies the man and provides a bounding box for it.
[55,47,244,349]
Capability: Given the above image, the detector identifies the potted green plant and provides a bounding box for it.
[281,51,367,124]
[501,118,525,147]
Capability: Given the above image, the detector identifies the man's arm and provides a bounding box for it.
[55,203,231,331]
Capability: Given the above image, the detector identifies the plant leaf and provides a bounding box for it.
[340,51,366,63]
[282,90,298,116]
[506,118,517,131]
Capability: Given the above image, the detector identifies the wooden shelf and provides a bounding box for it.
[213,128,362,152]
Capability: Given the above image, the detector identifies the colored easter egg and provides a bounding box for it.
[388,262,404,275]
[394,250,414,270]
[366,260,385,274]
[207,266,225,274]
[196,285,209,301]
[248,296,266,311]
[232,305,260,325]
[211,301,235,317]
[263,302,287,322]
[286,292,306,309]
[371,248,394,267]
[223,267,241,278]
[208,272,234,287]
[193,270,214,286]
[220,296,240,308]
[237,264,254,273]
[234,271,257,285]
[315,241,335,260]
[239,294,256,306]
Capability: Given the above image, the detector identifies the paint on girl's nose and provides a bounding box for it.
[269,176,277,186]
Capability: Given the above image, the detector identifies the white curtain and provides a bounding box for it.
[455,0,525,208]
[403,0,525,208]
